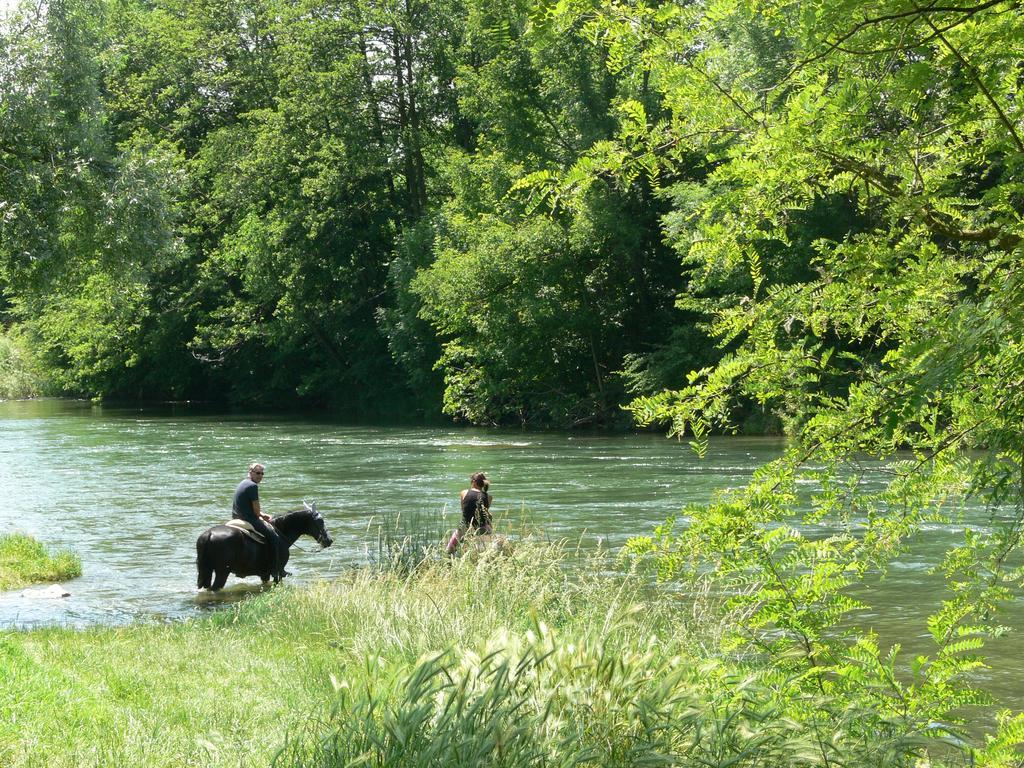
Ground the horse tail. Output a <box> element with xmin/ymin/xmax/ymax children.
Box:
<box><xmin>196</xmin><ymin>531</ymin><xmax>214</xmax><ymax>590</ymax></box>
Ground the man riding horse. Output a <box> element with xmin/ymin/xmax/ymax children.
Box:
<box><xmin>232</xmin><ymin>462</ymin><xmax>289</xmax><ymax>581</ymax></box>
<box><xmin>197</xmin><ymin>500</ymin><xmax>332</xmax><ymax>590</ymax></box>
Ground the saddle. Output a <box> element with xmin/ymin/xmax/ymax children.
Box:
<box><xmin>224</xmin><ymin>519</ymin><xmax>266</xmax><ymax>544</ymax></box>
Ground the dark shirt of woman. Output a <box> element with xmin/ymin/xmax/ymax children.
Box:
<box><xmin>461</xmin><ymin>488</ymin><xmax>491</xmax><ymax>529</ymax></box>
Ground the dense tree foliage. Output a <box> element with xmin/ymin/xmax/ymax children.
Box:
<box><xmin>0</xmin><ymin>0</ymin><xmax>688</xmax><ymax>423</ymax></box>
<box><xmin>4</xmin><ymin>0</ymin><xmax>1024</xmax><ymax>760</ymax></box>
<box><xmin>548</xmin><ymin>0</ymin><xmax>1024</xmax><ymax>762</ymax></box>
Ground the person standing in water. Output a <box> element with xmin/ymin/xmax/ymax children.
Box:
<box><xmin>232</xmin><ymin>462</ymin><xmax>288</xmax><ymax>581</ymax></box>
<box><xmin>446</xmin><ymin>472</ymin><xmax>493</xmax><ymax>555</ymax></box>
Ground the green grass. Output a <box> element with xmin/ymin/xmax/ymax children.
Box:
<box><xmin>368</xmin><ymin>506</ymin><xmax>452</xmax><ymax>572</ymax></box>
<box><xmin>0</xmin><ymin>543</ymin><xmax>700</xmax><ymax>768</ymax></box>
<box><xmin>0</xmin><ymin>534</ymin><xmax>81</xmax><ymax>591</ymax></box>
<box><xmin>0</xmin><ymin>542</ymin><xmax>985</xmax><ymax>767</ymax></box>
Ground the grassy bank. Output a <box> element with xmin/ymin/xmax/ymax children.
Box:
<box><xmin>0</xmin><ymin>544</ymin><xmax>697</xmax><ymax>767</ymax></box>
<box><xmin>0</xmin><ymin>534</ymin><xmax>81</xmax><ymax>592</ymax></box>
<box><xmin>0</xmin><ymin>543</ymin><xmax>1003</xmax><ymax>767</ymax></box>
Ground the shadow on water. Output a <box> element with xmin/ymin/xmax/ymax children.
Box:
<box><xmin>193</xmin><ymin>582</ymin><xmax>273</xmax><ymax>610</ymax></box>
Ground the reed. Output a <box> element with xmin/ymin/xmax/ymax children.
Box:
<box><xmin>278</xmin><ymin>626</ymin><xmax>801</xmax><ymax>768</ymax></box>
<box><xmin>0</xmin><ymin>543</ymin><xmax>689</xmax><ymax>768</ymax></box>
<box><xmin>0</xmin><ymin>533</ymin><xmax>81</xmax><ymax>591</ymax></box>
<box><xmin>368</xmin><ymin>506</ymin><xmax>450</xmax><ymax>573</ymax></box>
<box><xmin>368</xmin><ymin>503</ymin><xmax>549</xmax><ymax>574</ymax></box>
<box><xmin>0</xmin><ymin>543</ymin><xmax>980</xmax><ymax>767</ymax></box>
<box><xmin>277</xmin><ymin>602</ymin><xmax>977</xmax><ymax>768</ymax></box>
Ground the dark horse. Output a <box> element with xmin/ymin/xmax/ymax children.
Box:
<box><xmin>196</xmin><ymin>502</ymin><xmax>334</xmax><ymax>590</ymax></box>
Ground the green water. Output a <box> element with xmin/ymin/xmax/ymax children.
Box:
<box><xmin>0</xmin><ymin>398</ymin><xmax>1021</xmax><ymax>711</ymax></box>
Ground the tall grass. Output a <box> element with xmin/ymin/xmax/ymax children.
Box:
<box><xmin>0</xmin><ymin>543</ymin><xmax>691</xmax><ymax>768</ymax></box>
<box><xmin>0</xmin><ymin>533</ymin><xmax>81</xmax><ymax>591</ymax></box>
<box><xmin>277</xmin><ymin>600</ymin><xmax>976</xmax><ymax>768</ymax></box>
<box><xmin>367</xmin><ymin>506</ymin><xmax>450</xmax><ymax>572</ymax></box>
<box><xmin>0</xmin><ymin>542</ymin><xmax>983</xmax><ymax>767</ymax></box>
<box><xmin>367</xmin><ymin>504</ymin><xmax>548</xmax><ymax>573</ymax></box>
<box><xmin>275</xmin><ymin>547</ymin><xmax>981</xmax><ymax>768</ymax></box>
<box><xmin>279</xmin><ymin>625</ymin><xmax>826</xmax><ymax>768</ymax></box>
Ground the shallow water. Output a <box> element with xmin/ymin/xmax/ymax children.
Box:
<box><xmin>0</xmin><ymin>399</ymin><xmax>1021</xmax><ymax>711</ymax></box>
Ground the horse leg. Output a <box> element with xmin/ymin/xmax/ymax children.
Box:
<box><xmin>197</xmin><ymin>562</ymin><xmax>213</xmax><ymax>590</ymax></box>
<box><xmin>196</xmin><ymin>534</ymin><xmax>214</xmax><ymax>589</ymax></box>
<box><xmin>211</xmin><ymin>568</ymin><xmax>230</xmax><ymax>591</ymax></box>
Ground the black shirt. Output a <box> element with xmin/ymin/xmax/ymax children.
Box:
<box><xmin>461</xmin><ymin>488</ymin><xmax>491</xmax><ymax>528</ymax></box>
<box><xmin>232</xmin><ymin>478</ymin><xmax>260</xmax><ymax>523</ymax></box>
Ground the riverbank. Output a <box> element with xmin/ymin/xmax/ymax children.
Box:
<box><xmin>1</xmin><ymin>542</ymin><xmax>1004</xmax><ymax>767</ymax></box>
<box><xmin>0</xmin><ymin>544</ymin><xmax>687</xmax><ymax>767</ymax></box>
<box><xmin>0</xmin><ymin>534</ymin><xmax>80</xmax><ymax>592</ymax></box>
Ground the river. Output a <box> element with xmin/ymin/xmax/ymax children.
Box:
<box><xmin>1</xmin><ymin>399</ymin><xmax>1022</xmax><ymax>711</ymax></box>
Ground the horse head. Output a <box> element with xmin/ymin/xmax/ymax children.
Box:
<box><xmin>302</xmin><ymin>501</ymin><xmax>334</xmax><ymax>549</ymax></box>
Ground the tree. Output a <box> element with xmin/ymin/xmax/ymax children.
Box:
<box><xmin>407</xmin><ymin>0</ymin><xmax>687</xmax><ymax>426</ymax></box>
<box><xmin>561</xmin><ymin>0</ymin><xmax>1024</xmax><ymax>759</ymax></box>
<box><xmin>0</xmin><ymin>0</ymin><xmax>188</xmax><ymax>396</ymax></box>
<box><xmin>175</xmin><ymin>0</ymin><xmax>469</xmax><ymax>411</ymax></box>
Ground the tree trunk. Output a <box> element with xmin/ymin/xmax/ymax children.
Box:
<box><xmin>392</xmin><ymin>28</ymin><xmax>419</xmax><ymax>217</ymax></box>
<box><xmin>402</xmin><ymin>0</ymin><xmax>428</xmax><ymax>213</ymax></box>
<box><xmin>358</xmin><ymin>28</ymin><xmax>398</xmax><ymax>207</ymax></box>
